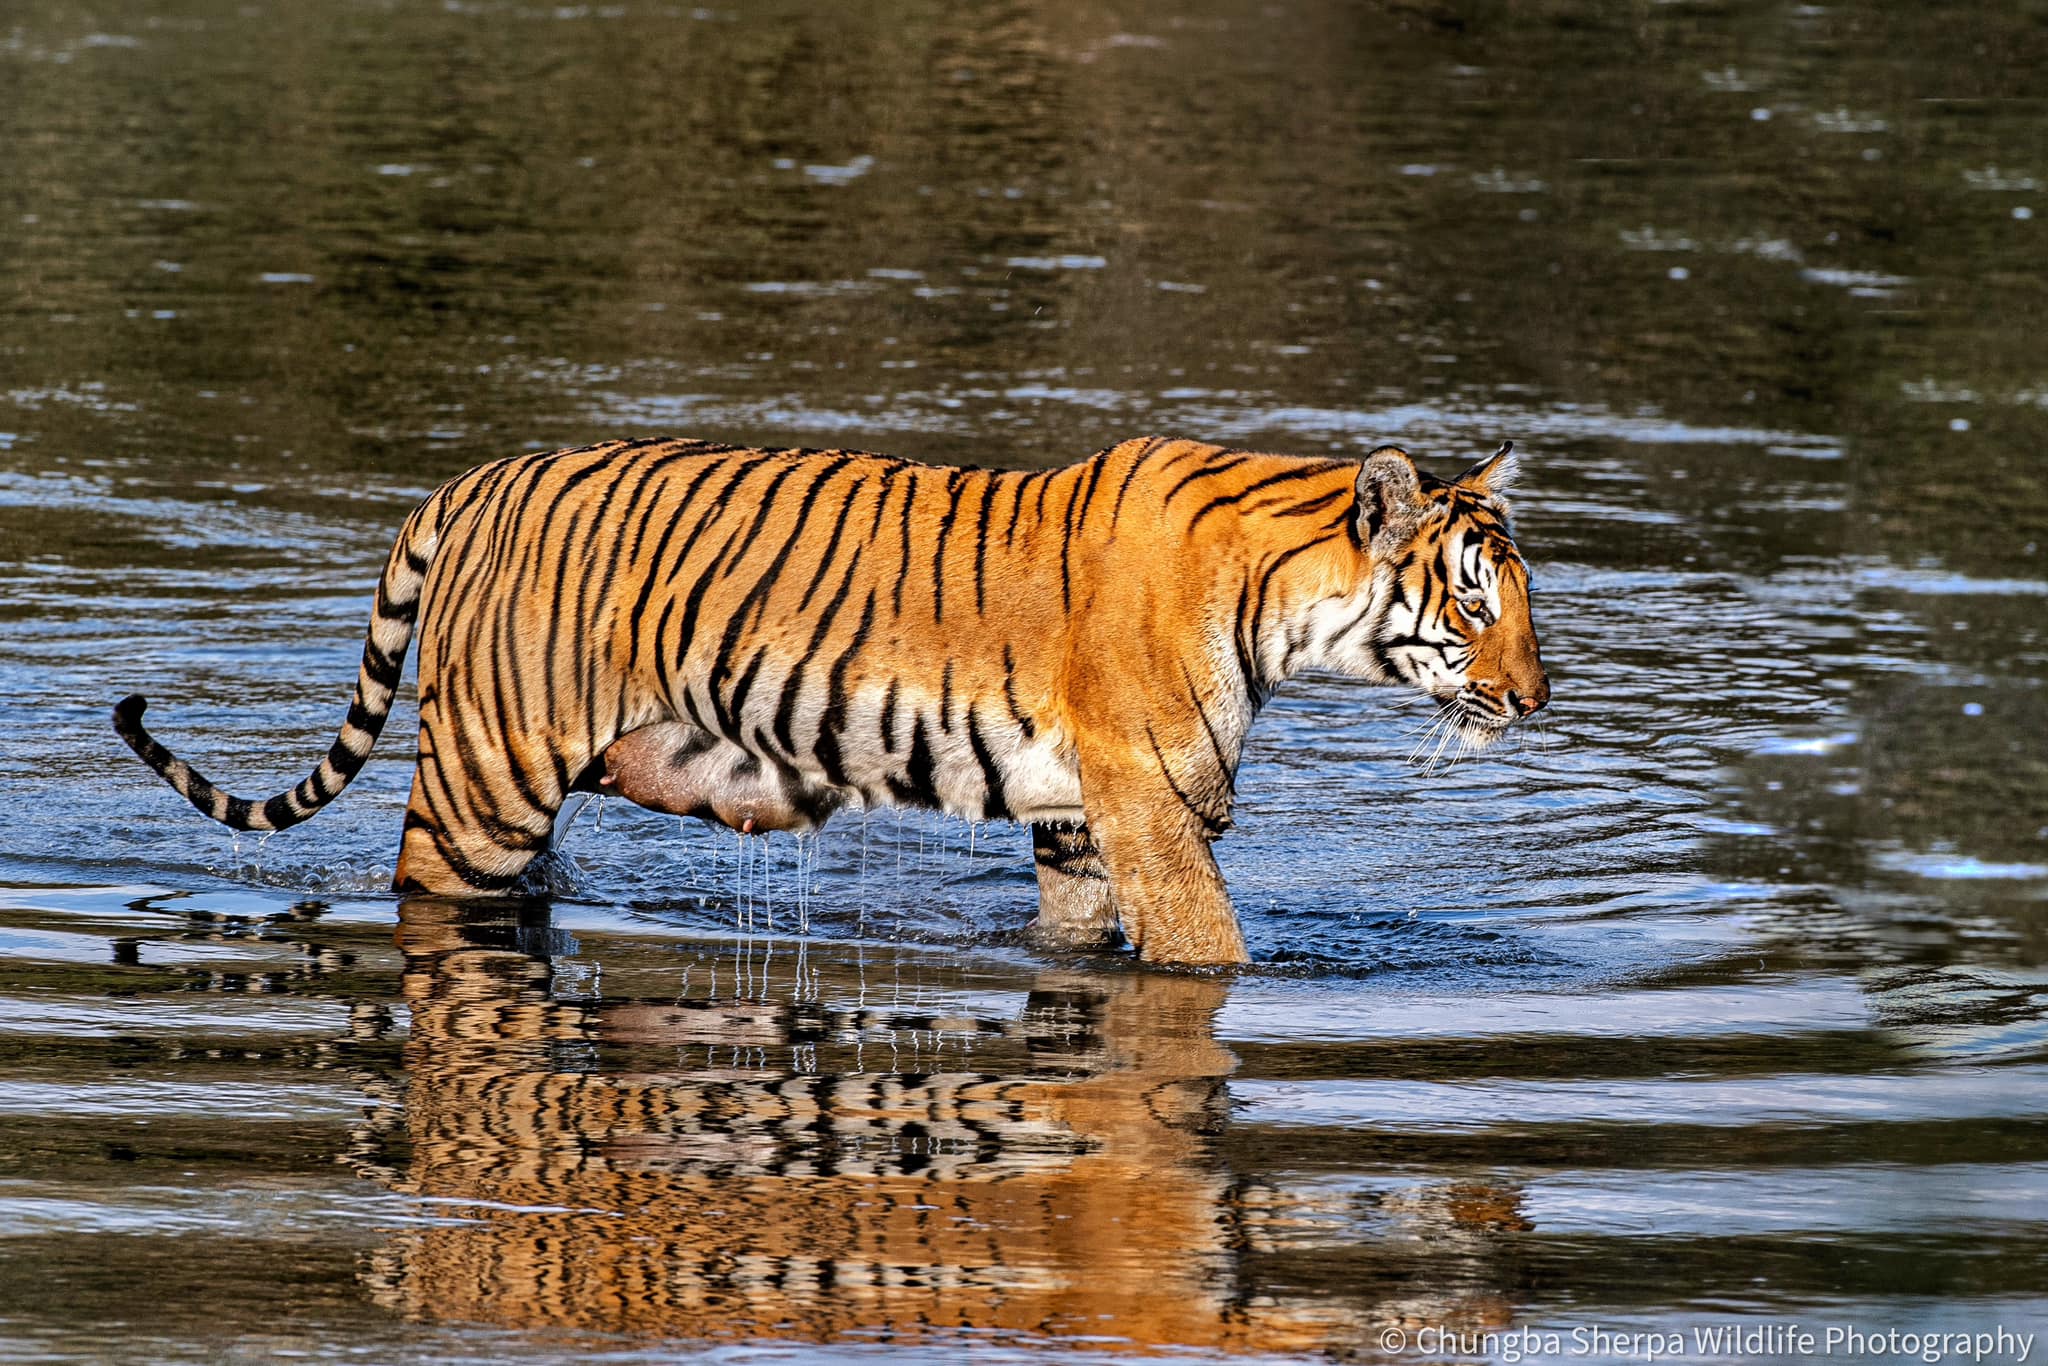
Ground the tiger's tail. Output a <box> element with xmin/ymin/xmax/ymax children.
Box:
<box><xmin>113</xmin><ymin>495</ymin><xmax>444</xmax><ymax>833</ymax></box>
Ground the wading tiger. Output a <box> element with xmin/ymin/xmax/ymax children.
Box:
<box><xmin>113</xmin><ymin>436</ymin><xmax>1548</xmax><ymax>965</ymax></box>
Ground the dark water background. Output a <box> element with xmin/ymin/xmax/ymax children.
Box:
<box><xmin>3</xmin><ymin>1</ymin><xmax>2047</xmax><ymax>1360</ymax></box>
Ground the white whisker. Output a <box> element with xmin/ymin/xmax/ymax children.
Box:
<box><xmin>1402</xmin><ymin>698</ymin><xmax>1458</xmax><ymax>743</ymax></box>
<box><xmin>1517</xmin><ymin>713</ymin><xmax>1559</xmax><ymax>756</ymax></box>
<box><xmin>1424</xmin><ymin>709</ymin><xmax>1462</xmax><ymax>774</ymax></box>
<box><xmin>1409</xmin><ymin>705</ymin><xmax>1459</xmax><ymax>769</ymax></box>
<box><xmin>1406</xmin><ymin>703</ymin><xmax>1459</xmax><ymax>765</ymax></box>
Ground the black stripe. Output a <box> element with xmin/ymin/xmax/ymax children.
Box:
<box><xmin>298</xmin><ymin>763</ymin><xmax>331</xmax><ymax>805</ymax></box>
<box><xmin>657</xmin><ymin>466</ymin><xmax>760</xmax><ymax>622</ymax></box>
<box><xmin>1370</xmin><ymin>632</ymin><xmax>1404</xmax><ymax>683</ymax></box>
<box><xmin>887</xmin><ymin>715</ymin><xmax>940</xmax><ymax>809</ymax></box>
<box><xmin>879</xmin><ymin>678</ymin><xmax>900</xmax><ymax>753</ymax></box>
<box><xmin>1070</xmin><ymin>453</ymin><xmax>1107</xmax><ymax>532</ymax></box>
<box><xmin>773</xmin><ymin>545</ymin><xmax>865</xmax><ymax>754</ymax></box>
<box><xmin>1232</xmin><ymin>581</ymin><xmax>1266</xmax><ymax>699</ymax></box>
<box><xmin>1001</xmin><ymin>644</ymin><xmax>1035</xmax><ymax>739</ymax></box>
<box><xmin>1250</xmin><ymin>533</ymin><xmax>1343</xmax><ymax>647</ymax></box>
<box><xmin>964</xmin><ymin>707</ymin><xmax>1010</xmax><ymax>821</ymax></box>
<box><xmin>1390</xmin><ymin>551</ymin><xmax>1416</xmax><ymax>609</ymax></box>
<box><xmin>725</xmin><ymin>458</ymin><xmax>856</xmax><ymax>645</ymax></box>
<box><xmin>813</xmin><ymin>589</ymin><xmax>876</xmax><ymax>788</ymax></box>
<box><xmin>541</xmin><ymin>507</ymin><xmax>588</xmax><ymax>709</ymax></box>
<box><xmin>394</xmin><ymin>812</ymin><xmax>505</xmax><ymax>895</ymax></box>
<box><xmin>680</xmin><ymin>681</ymin><xmax>710</xmax><ymax>733</ymax></box>
<box><xmin>462</xmin><ymin>455</ymin><xmax>558</xmax><ymax>594</ymax></box>
<box><xmin>971</xmin><ymin>473</ymin><xmax>999</xmax><ymax>615</ymax></box>
<box><xmin>1110</xmin><ymin>437</ymin><xmax>1165</xmax><ymax>526</ymax></box>
<box><xmin>1161</xmin><ymin>453</ymin><xmax>1247</xmax><ymax>509</ymax></box>
<box><xmin>463</xmin><ymin>653</ymin><xmax>555</xmax><ymax>819</ymax></box>
<box><xmin>865</xmin><ymin>462</ymin><xmax>904</xmax><ymax>544</ymax></box>
<box><xmin>795</xmin><ymin>465</ymin><xmax>867</xmax><ymax>611</ymax></box>
<box><xmin>670</xmin><ymin>515</ymin><xmax>740</xmax><ymax>706</ymax></box>
<box><xmin>601</xmin><ymin>447</ymin><xmax>703</xmax><ymax>609</ymax></box>
<box><xmin>714</xmin><ymin>458</ymin><xmax>806</xmax><ymax>580</ymax></box>
<box><xmin>1057</xmin><ymin>465</ymin><xmax>1084</xmax><ymax>613</ymax></box>
<box><xmin>1144</xmin><ymin>724</ymin><xmax>1228</xmax><ymax>837</ymax></box>
<box><xmin>1417</xmin><ymin>542</ymin><xmax>1450</xmax><ymax>633</ymax></box>
<box><xmin>1181</xmin><ymin>661</ymin><xmax>1234</xmax><ymax>773</ymax></box>
<box><xmin>1058</xmin><ymin>458</ymin><xmax>1106</xmax><ymax>613</ymax></box>
<box><xmin>726</xmin><ymin>649</ymin><xmax>769</xmax><ymax>744</ymax></box>
<box><xmin>659</xmin><ymin>455</ymin><xmax>759</xmax><ymax>588</ymax></box>
<box><xmin>650</xmin><ymin>595</ymin><xmax>681</xmax><ymax>704</ymax></box>
<box><xmin>892</xmin><ymin>470</ymin><xmax>919</xmax><ymax>616</ymax></box>
<box><xmin>374</xmin><ymin>582</ymin><xmax>419</xmax><ymax>624</ymax></box>
<box><xmin>363</xmin><ymin>641</ymin><xmax>403</xmax><ymax>691</ymax></box>
<box><xmin>1187</xmin><ymin>462</ymin><xmax>1348</xmax><ymax>532</ymax></box>
<box><xmin>706</xmin><ymin>573</ymin><xmax>762</xmax><ymax>735</ymax></box>
<box><xmin>1003</xmin><ymin>471</ymin><xmax>1030</xmax><ymax>547</ymax></box>
<box><xmin>624</xmin><ymin>455</ymin><xmax>734</xmax><ymax>675</ymax></box>
<box><xmin>932</xmin><ymin>468</ymin><xmax>968</xmax><ymax>622</ymax></box>
<box><xmin>323</xmin><ymin>732</ymin><xmax>370</xmax><ymax>778</ymax></box>
<box><xmin>1032</xmin><ymin>822</ymin><xmax>1105</xmax><ymax>877</ymax></box>
<box><xmin>1270</xmin><ymin>487</ymin><xmax>1348</xmax><ymax>518</ymax></box>
<box><xmin>1324</xmin><ymin>602</ymin><xmax>1379</xmax><ymax>655</ymax></box>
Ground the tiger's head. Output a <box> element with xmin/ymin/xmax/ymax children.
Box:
<box><xmin>1302</xmin><ymin>441</ymin><xmax>1548</xmax><ymax>749</ymax></box>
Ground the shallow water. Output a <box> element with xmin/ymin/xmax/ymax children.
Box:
<box><xmin>3</xmin><ymin>0</ymin><xmax>2046</xmax><ymax>1360</ymax></box>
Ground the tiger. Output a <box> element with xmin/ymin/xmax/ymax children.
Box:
<box><xmin>113</xmin><ymin>435</ymin><xmax>1548</xmax><ymax>965</ymax></box>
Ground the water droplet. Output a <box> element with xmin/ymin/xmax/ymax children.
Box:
<box><xmin>1963</xmin><ymin>702</ymin><xmax>1984</xmax><ymax>717</ymax></box>
<box><xmin>1949</xmin><ymin>417</ymin><xmax>1971</xmax><ymax>432</ymax></box>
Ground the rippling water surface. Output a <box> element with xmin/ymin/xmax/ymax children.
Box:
<box><xmin>3</xmin><ymin>1</ymin><xmax>2046</xmax><ymax>1360</ymax></box>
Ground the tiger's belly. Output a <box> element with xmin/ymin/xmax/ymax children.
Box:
<box><xmin>602</xmin><ymin>700</ymin><xmax>1084</xmax><ymax>834</ymax></box>
<box><xmin>601</xmin><ymin>724</ymin><xmax>843</xmax><ymax>834</ymax></box>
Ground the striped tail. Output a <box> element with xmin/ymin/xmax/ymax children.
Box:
<box><xmin>113</xmin><ymin>500</ymin><xmax>441</xmax><ymax>833</ymax></box>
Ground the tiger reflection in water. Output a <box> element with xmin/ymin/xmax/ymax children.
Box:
<box><xmin>351</xmin><ymin>899</ymin><xmax>1525</xmax><ymax>1350</ymax></box>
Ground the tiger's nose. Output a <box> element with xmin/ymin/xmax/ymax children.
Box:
<box><xmin>1507</xmin><ymin>680</ymin><xmax>1549</xmax><ymax>716</ymax></box>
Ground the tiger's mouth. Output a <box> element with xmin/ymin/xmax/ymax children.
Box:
<box><xmin>1413</xmin><ymin>687</ymin><xmax>1515</xmax><ymax>766</ymax></box>
<box><xmin>1457</xmin><ymin>692</ymin><xmax>1515</xmax><ymax>740</ymax></box>
<box><xmin>1455</xmin><ymin>703</ymin><xmax>1514</xmax><ymax>747</ymax></box>
<box><xmin>1433</xmin><ymin>688</ymin><xmax>1518</xmax><ymax>743</ymax></box>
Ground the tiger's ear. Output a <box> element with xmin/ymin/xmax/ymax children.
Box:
<box><xmin>1356</xmin><ymin>445</ymin><xmax>1427</xmax><ymax>549</ymax></box>
<box><xmin>1453</xmin><ymin>440</ymin><xmax>1520</xmax><ymax>497</ymax></box>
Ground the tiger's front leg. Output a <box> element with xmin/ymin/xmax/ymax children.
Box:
<box><xmin>1028</xmin><ymin>821</ymin><xmax>1122</xmax><ymax>950</ymax></box>
<box><xmin>1076</xmin><ymin>748</ymin><xmax>1247</xmax><ymax>966</ymax></box>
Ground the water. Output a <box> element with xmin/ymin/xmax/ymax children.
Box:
<box><xmin>3</xmin><ymin>0</ymin><xmax>2046</xmax><ymax>1360</ymax></box>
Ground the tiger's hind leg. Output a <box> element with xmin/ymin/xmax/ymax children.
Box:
<box><xmin>392</xmin><ymin>700</ymin><xmax>571</xmax><ymax>896</ymax></box>
<box><xmin>1028</xmin><ymin>822</ymin><xmax>1123</xmax><ymax>950</ymax></box>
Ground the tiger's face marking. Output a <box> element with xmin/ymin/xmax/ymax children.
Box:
<box><xmin>1297</xmin><ymin>441</ymin><xmax>1548</xmax><ymax>748</ymax></box>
